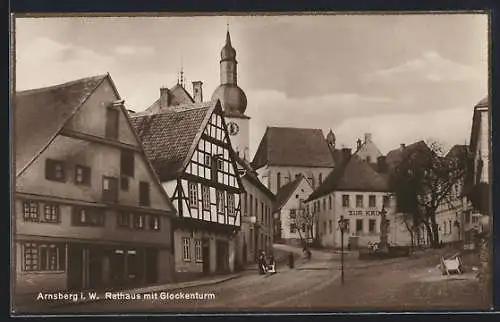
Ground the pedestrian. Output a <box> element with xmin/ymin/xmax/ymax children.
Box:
<box><xmin>267</xmin><ymin>254</ymin><xmax>277</xmax><ymax>275</ymax></box>
<box><xmin>288</xmin><ymin>252</ymin><xmax>295</xmax><ymax>269</ymax></box>
<box><xmin>258</xmin><ymin>249</ymin><xmax>267</xmax><ymax>275</ymax></box>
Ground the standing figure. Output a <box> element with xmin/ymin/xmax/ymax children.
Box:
<box><xmin>257</xmin><ymin>249</ymin><xmax>267</xmax><ymax>275</ymax></box>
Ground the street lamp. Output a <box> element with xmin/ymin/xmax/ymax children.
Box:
<box><xmin>338</xmin><ymin>215</ymin><xmax>348</xmax><ymax>284</ymax></box>
<box><xmin>250</xmin><ymin>215</ymin><xmax>259</xmax><ymax>260</ymax></box>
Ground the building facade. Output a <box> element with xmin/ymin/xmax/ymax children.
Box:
<box><xmin>236</xmin><ymin>157</ymin><xmax>275</xmax><ymax>266</ymax></box>
<box><xmin>462</xmin><ymin>96</ymin><xmax>491</xmax><ymax>246</ymax></box>
<box><xmin>307</xmin><ymin>151</ymin><xmax>411</xmax><ymax>249</ymax></box>
<box><xmin>435</xmin><ymin>145</ymin><xmax>469</xmax><ymax>245</ymax></box>
<box><xmin>273</xmin><ymin>175</ymin><xmax>314</xmax><ymax>246</ymax></box>
<box><xmin>252</xmin><ymin>127</ymin><xmax>335</xmax><ymax>195</ymax></box>
<box><xmin>131</xmin><ymin>99</ymin><xmax>244</xmax><ymax>281</ymax></box>
<box><xmin>13</xmin><ymin>75</ymin><xmax>176</xmax><ymax>295</ymax></box>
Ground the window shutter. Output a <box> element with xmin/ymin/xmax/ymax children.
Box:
<box><xmin>139</xmin><ymin>182</ymin><xmax>150</xmax><ymax>206</ymax></box>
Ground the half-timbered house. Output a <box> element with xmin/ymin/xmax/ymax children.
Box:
<box><xmin>130</xmin><ymin>99</ymin><xmax>244</xmax><ymax>280</ymax></box>
<box><xmin>13</xmin><ymin>74</ymin><xmax>177</xmax><ymax>297</ymax></box>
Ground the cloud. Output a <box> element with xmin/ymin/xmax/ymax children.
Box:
<box><xmin>332</xmin><ymin>107</ymin><xmax>472</xmax><ymax>155</ymax></box>
<box><xmin>15</xmin><ymin>37</ymin><xmax>116</xmax><ymax>90</ymax></box>
<box><xmin>115</xmin><ymin>45</ymin><xmax>156</xmax><ymax>57</ymax></box>
<box><xmin>15</xmin><ymin>37</ymin><xmax>176</xmax><ymax>111</ymax></box>
<box><xmin>246</xmin><ymin>89</ymin><xmax>397</xmax><ymax>159</ymax></box>
<box><xmin>364</xmin><ymin>50</ymin><xmax>484</xmax><ymax>84</ymax></box>
<box><xmin>246</xmin><ymin>88</ymin><xmax>473</xmax><ymax>160</ymax></box>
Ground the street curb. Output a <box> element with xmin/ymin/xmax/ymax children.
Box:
<box><xmin>14</xmin><ymin>272</ymin><xmax>246</xmax><ymax>312</ymax></box>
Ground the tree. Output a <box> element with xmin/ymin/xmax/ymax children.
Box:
<box><xmin>290</xmin><ymin>207</ymin><xmax>318</xmax><ymax>248</ymax></box>
<box><xmin>390</xmin><ymin>140</ymin><xmax>471</xmax><ymax>248</ymax></box>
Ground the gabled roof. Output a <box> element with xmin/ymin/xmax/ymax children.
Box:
<box><xmin>143</xmin><ymin>83</ymin><xmax>194</xmax><ymax>114</ymax></box>
<box><xmin>384</xmin><ymin>140</ymin><xmax>431</xmax><ymax>173</ymax></box>
<box><xmin>252</xmin><ymin>127</ymin><xmax>335</xmax><ymax>169</ymax></box>
<box><xmin>274</xmin><ymin>174</ymin><xmax>308</xmax><ymax>212</ymax></box>
<box><xmin>308</xmin><ymin>154</ymin><xmax>390</xmax><ymax>201</ymax></box>
<box><xmin>130</xmin><ymin>101</ymin><xmax>214</xmax><ymax>182</ymax></box>
<box><xmin>235</xmin><ymin>155</ymin><xmax>275</xmax><ymax>200</ymax></box>
<box><xmin>14</xmin><ymin>74</ymin><xmax>111</xmax><ymax>175</ymax></box>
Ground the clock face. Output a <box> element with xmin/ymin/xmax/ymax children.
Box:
<box><xmin>227</xmin><ymin>121</ymin><xmax>239</xmax><ymax>136</ymax></box>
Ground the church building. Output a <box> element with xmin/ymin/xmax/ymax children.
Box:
<box><xmin>252</xmin><ymin>127</ymin><xmax>335</xmax><ymax>195</ymax></box>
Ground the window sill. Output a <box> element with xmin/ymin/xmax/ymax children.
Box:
<box><xmin>183</xmin><ymin>259</ymin><xmax>191</xmax><ymax>262</ymax></box>
<box><xmin>195</xmin><ymin>260</ymin><xmax>203</xmax><ymax>263</ymax></box>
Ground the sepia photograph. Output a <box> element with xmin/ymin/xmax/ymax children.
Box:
<box><xmin>11</xmin><ymin>12</ymin><xmax>492</xmax><ymax>315</ymax></box>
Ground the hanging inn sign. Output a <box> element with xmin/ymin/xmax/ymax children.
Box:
<box><xmin>348</xmin><ymin>210</ymin><xmax>383</xmax><ymax>217</ymax></box>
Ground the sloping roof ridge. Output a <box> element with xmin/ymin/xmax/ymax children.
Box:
<box><xmin>177</xmin><ymin>100</ymin><xmax>218</xmax><ymax>177</ymax></box>
<box><xmin>16</xmin><ymin>74</ymin><xmax>108</xmax><ymax>177</ymax></box>
<box><xmin>268</xmin><ymin>126</ymin><xmax>323</xmax><ymax>131</ymax></box>
<box><xmin>275</xmin><ymin>174</ymin><xmax>305</xmax><ymax>210</ymax></box>
<box><xmin>16</xmin><ymin>74</ymin><xmax>108</xmax><ymax>96</ymax></box>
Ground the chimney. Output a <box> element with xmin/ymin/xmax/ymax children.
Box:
<box><xmin>400</xmin><ymin>143</ymin><xmax>406</xmax><ymax>150</ymax></box>
<box><xmin>364</xmin><ymin>133</ymin><xmax>372</xmax><ymax>143</ymax></box>
<box><xmin>160</xmin><ymin>87</ymin><xmax>170</xmax><ymax>109</ymax></box>
<box><xmin>192</xmin><ymin>81</ymin><xmax>203</xmax><ymax>103</ymax></box>
<box><xmin>377</xmin><ymin>156</ymin><xmax>387</xmax><ymax>173</ymax></box>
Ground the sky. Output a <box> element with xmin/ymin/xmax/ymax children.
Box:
<box><xmin>14</xmin><ymin>14</ymin><xmax>488</xmax><ymax>159</ymax></box>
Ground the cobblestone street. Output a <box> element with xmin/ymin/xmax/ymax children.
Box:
<box><xmin>27</xmin><ymin>248</ymin><xmax>491</xmax><ymax>314</ymax></box>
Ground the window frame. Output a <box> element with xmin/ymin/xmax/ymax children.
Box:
<box><xmin>105</xmin><ymin>106</ymin><xmax>120</xmax><ymax>140</ymax></box>
<box><xmin>74</xmin><ymin>165</ymin><xmax>91</xmax><ymax>186</ymax></box>
<box><xmin>356</xmin><ymin>218</ymin><xmax>364</xmax><ymax>233</ymax></box>
<box><xmin>216</xmin><ymin>190</ymin><xmax>225</xmax><ymax>214</ymax></box>
<box><xmin>102</xmin><ymin>176</ymin><xmax>119</xmax><ymax>203</ymax></box>
<box><xmin>201</xmin><ymin>185</ymin><xmax>211</xmax><ymax>211</ymax></box>
<box><xmin>227</xmin><ymin>193</ymin><xmax>236</xmax><ymax>216</ymax></box>
<box><xmin>342</xmin><ymin>195</ymin><xmax>350</xmax><ymax>208</ymax></box>
<box><xmin>150</xmin><ymin>215</ymin><xmax>161</xmax><ymax>231</ymax></box>
<box><xmin>188</xmin><ymin>182</ymin><xmax>199</xmax><ymax>209</ymax></box>
<box><xmin>356</xmin><ymin>195</ymin><xmax>364</xmax><ymax>208</ymax></box>
<box><xmin>182</xmin><ymin>237</ymin><xmax>191</xmax><ymax>262</ymax></box>
<box><xmin>368</xmin><ymin>195</ymin><xmax>376</xmax><ymax>208</ymax></box>
<box><xmin>120</xmin><ymin>149</ymin><xmax>135</xmax><ymax>177</ymax></box>
<box><xmin>43</xmin><ymin>203</ymin><xmax>60</xmax><ymax>223</ymax></box>
<box><xmin>117</xmin><ymin>212</ymin><xmax>130</xmax><ymax>228</ymax></box>
<box><xmin>133</xmin><ymin>214</ymin><xmax>145</xmax><ymax>230</ymax></box>
<box><xmin>22</xmin><ymin>200</ymin><xmax>40</xmax><ymax>222</ymax></box>
<box><xmin>22</xmin><ymin>242</ymin><xmax>65</xmax><ymax>272</ymax></box>
<box><xmin>369</xmin><ymin>219</ymin><xmax>376</xmax><ymax>233</ymax></box>
<box><xmin>194</xmin><ymin>239</ymin><xmax>202</xmax><ymax>262</ymax></box>
<box><xmin>45</xmin><ymin>159</ymin><xmax>66</xmax><ymax>182</ymax></box>
<box><xmin>72</xmin><ymin>207</ymin><xmax>105</xmax><ymax>227</ymax></box>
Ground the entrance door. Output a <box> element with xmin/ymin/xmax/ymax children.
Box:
<box><xmin>202</xmin><ymin>238</ymin><xmax>210</xmax><ymax>275</ymax></box>
<box><xmin>67</xmin><ymin>244</ymin><xmax>83</xmax><ymax>290</ymax></box>
<box><xmin>145</xmin><ymin>248</ymin><xmax>158</xmax><ymax>284</ymax></box>
<box><xmin>216</xmin><ymin>240</ymin><xmax>229</xmax><ymax>273</ymax></box>
<box><xmin>88</xmin><ymin>247</ymin><xmax>103</xmax><ymax>289</ymax></box>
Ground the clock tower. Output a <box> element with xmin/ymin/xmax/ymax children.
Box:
<box><xmin>212</xmin><ymin>26</ymin><xmax>251</xmax><ymax>160</ymax></box>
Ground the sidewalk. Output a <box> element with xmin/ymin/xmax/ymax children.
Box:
<box><xmin>13</xmin><ymin>271</ymin><xmax>249</xmax><ymax>313</ymax></box>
